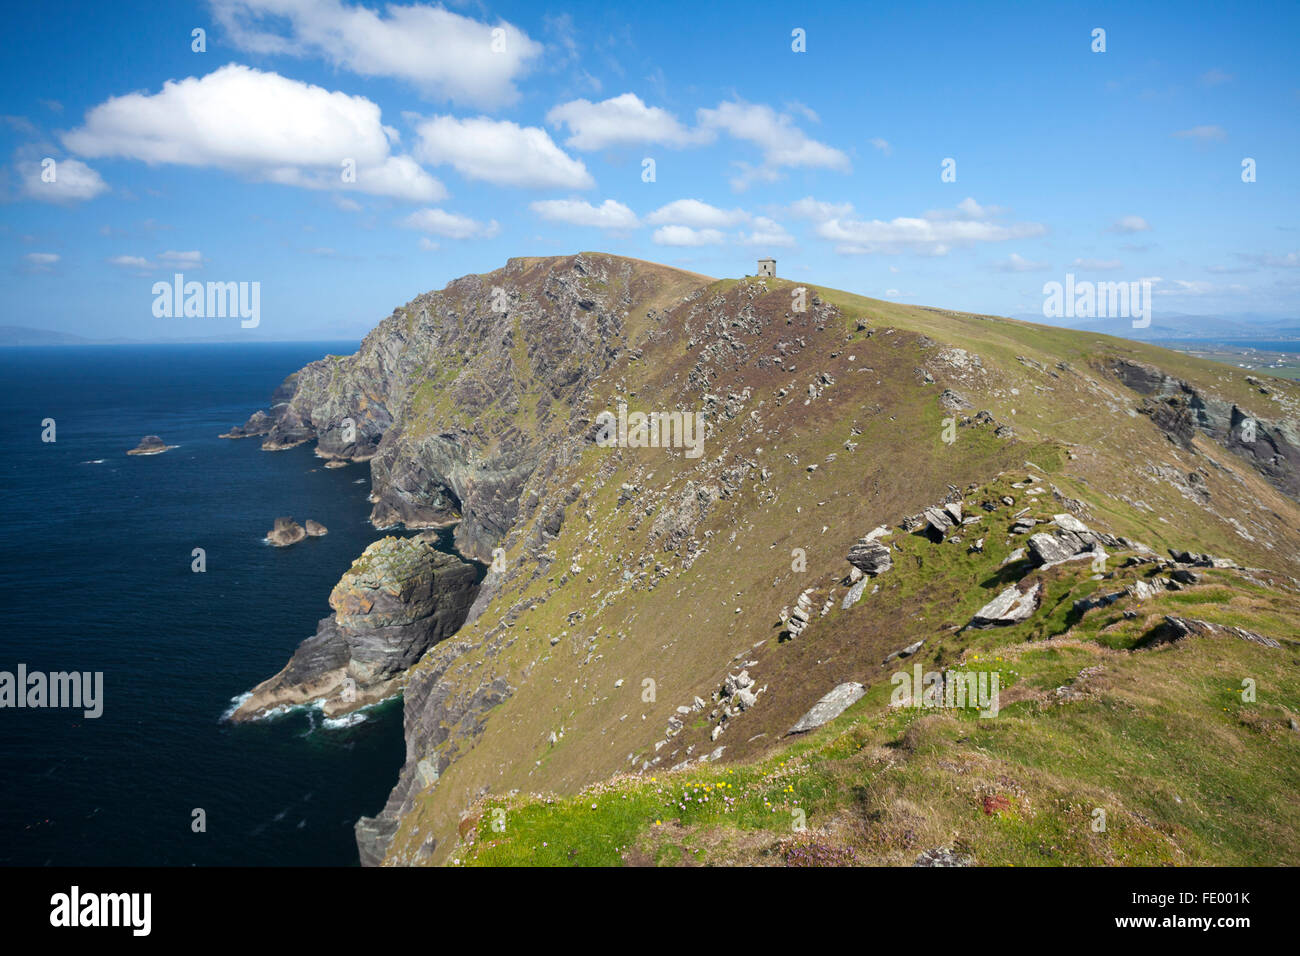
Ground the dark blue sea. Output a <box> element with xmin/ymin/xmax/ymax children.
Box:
<box><xmin>0</xmin><ymin>343</ymin><xmax>426</xmax><ymax>866</ymax></box>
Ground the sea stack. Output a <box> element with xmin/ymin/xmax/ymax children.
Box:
<box><xmin>229</xmin><ymin>534</ymin><xmax>479</xmax><ymax>721</ymax></box>
<box><xmin>267</xmin><ymin>517</ymin><xmax>307</xmax><ymax>547</ymax></box>
<box><xmin>126</xmin><ymin>435</ymin><xmax>174</xmax><ymax>455</ymax></box>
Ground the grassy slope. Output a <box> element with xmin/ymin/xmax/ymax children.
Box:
<box><xmin>379</xmin><ymin>264</ymin><xmax>1300</xmax><ymax>866</ymax></box>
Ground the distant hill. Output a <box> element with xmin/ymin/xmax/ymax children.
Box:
<box><xmin>0</xmin><ymin>325</ymin><xmax>105</xmax><ymax>346</ymax></box>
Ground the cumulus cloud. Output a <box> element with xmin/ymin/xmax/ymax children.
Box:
<box><xmin>645</xmin><ymin>198</ymin><xmax>749</xmax><ymax>228</ymax></box>
<box><xmin>16</xmin><ymin>156</ymin><xmax>108</xmax><ymax>202</ymax></box>
<box><xmin>739</xmin><ymin>216</ymin><xmax>795</xmax><ymax>248</ymax></box>
<box><xmin>530</xmin><ymin>198</ymin><xmax>638</xmax><ymax>229</ymax></box>
<box><xmin>546</xmin><ymin>93</ymin><xmax>705</xmax><ymax>150</ymax></box>
<box><xmin>696</xmin><ymin>100</ymin><xmax>850</xmax><ymax>190</ymax></box>
<box><xmin>652</xmin><ymin>225</ymin><xmax>725</xmax><ymax>246</ymax></box>
<box><xmin>210</xmin><ymin>0</ymin><xmax>542</xmax><ymax>108</ymax></box>
<box><xmin>784</xmin><ymin>196</ymin><xmax>854</xmax><ymax>221</ymax></box>
<box><xmin>869</xmin><ymin>137</ymin><xmax>892</xmax><ymax>156</ymax></box>
<box><xmin>1109</xmin><ymin>215</ymin><xmax>1151</xmax><ymax>233</ymax></box>
<box><xmin>817</xmin><ymin>198</ymin><xmax>1045</xmax><ymax>255</ymax></box>
<box><xmin>414</xmin><ymin>115</ymin><xmax>592</xmax><ymax>189</ymax></box>
<box><xmin>61</xmin><ymin>64</ymin><xmax>443</xmax><ymax>201</ymax></box>
<box><xmin>1072</xmin><ymin>258</ymin><xmax>1124</xmax><ymax>271</ymax></box>
<box><xmin>402</xmin><ymin>207</ymin><xmax>500</xmax><ymax>239</ymax></box>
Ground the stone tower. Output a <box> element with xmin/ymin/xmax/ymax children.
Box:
<box><xmin>757</xmin><ymin>257</ymin><xmax>776</xmax><ymax>277</ymax></box>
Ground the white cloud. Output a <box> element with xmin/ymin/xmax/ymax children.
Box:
<box><xmin>696</xmin><ymin>100</ymin><xmax>850</xmax><ymax>190</ymax></box>
<box><xmin>414</xmin><ymin>115</ymin><xmax>592</xmax><ymax>189</ymax></box>
<box><xmin>784</xmin><ymin>196</ymin><xmax>854</xmax><ymax>221</ymax></box>
<box><xmin>106</xmin><ymin>250</ymin><xmax>205</xmax><ymax>272</ymax></box>
<box><xmin>996</xmin><ymin>252</ymin><xmax>1050</xmax><ymax>272</ymax></box>
<box><xmin>17</xmin><ymin>157</ymin><xmax>108</xmax><ymax>202</ymax></box>
<box><xmin>869</xmin><ymin>137</ymin><xmax>892</xmax><ymax>156</ymax></box>
<box><xmin>403</xmin><ymin>207</ymin><xmax>500</xmax><ymax>239</ymax></box>
<box><xmin>1239</xmin><ymin>251</ymin><xmax>1299</xmax><ymax>268</ymax></box>
<box><xmin>210</xmin><ymin>0</ymin><xmax>542</xmax><ymax>108</ymax></box>
<box><xmin>108</xmin><ymin>255</ymin><xmax>152</xmax><ymax>269</ymax></box>
<box><xmin>158</xmin><ymin>250</ymin><xmax>205</xmax><ymax>268</ymax></box>
<box><xmin>546</xmin><ymin>93</ymin><xmax>705</xmax><ymax>150</ymax></box>
<box><xmin>530</xmin><ymin>198</ymin><xmax>638</xmax><ymax>229</ymax></box>
<box><xmin>418</xmin><ymin>237</ymin><xmax>439</xmax><ymax>251</ymax></box>
<box><xmin>1071</xmin><ymin>258</ymin><xmax>1124</xmax><ymax>271</ymax></box>
<box><xmin>739</xmin><ymin>216</ymin><xmax>795</xmax><ymax>248</ymax></box>
<box><xmin>62</xmin><ymin>64</ymin><xmax>443</xmax><ymax>202</ymax></box>
<box><xmin>652</xmin><ymin>225</ymin><xmax>725</xmax><ymax>246</ymax></box>
<box><xmin>1110</xmin><ymin>215</ymin><xmax>1151</xmax><ymax>233</ymax></box>
<box><xmin>22</xmin><ymin>252</ymin><xmax>59</xmax><ymax>272</ymax></box>
<box><xmin>1173</xmin><ymin>125</ymin><xmax>1227</xmax><ymax>142</ymax></box>
<box><xmin>817</xmin><ymin>199</ymin><xmax>1046</xmax><ymax>255</ymax></box>
<box><xmin>645</xmin><ymin>198</ymin><xmax>749</xmax><ymax>228</ymax></box>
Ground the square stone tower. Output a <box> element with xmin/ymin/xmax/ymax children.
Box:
<box><xmin>757</xmin><ymin>257</ymin><xmax>776</xmax><ymax>277</ymax></box>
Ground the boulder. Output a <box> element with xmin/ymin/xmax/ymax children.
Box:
<box><xmin>304</xmin><ymin>519</ymin><xmax>329</xmax><ymax>536</ymax></box>
<box><xmin>847</xmin><ymin>538</ymin><xmax>893</xmax><ymax>576</ymax></box>
<box><xmin>969</xmin><ymin>582</ymin><xmax>1041</xmax><ymax>628</ymax></box>
<box><xmin>789</xmin><ymin>682</ymin><xmax>866</xmax><ymax>734</ymax></box>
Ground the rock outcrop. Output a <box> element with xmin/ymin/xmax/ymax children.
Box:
<box><xmin>1109</xmin><ymin>358</ymin><xmax>1300</xmax><ymax>498</ymax></box>
<box><xmin>304</xmin><ymin>519</ymin><xmax>328</xmax><ymax>537</ymax></box>
<box><xmin>969</xmin><ymin>582</ymin><xmax>1042</xmax><ymax>628</ymax></box>
<box><xmin>126</xmin><ymin>435</ymin><xmax>173</xmax><ymax>455</ymax></box>
<box><xmin>229</xmin><ymin>535</ymin><xmax>480</xmax><ymax>721</ymax></box>
<box><xmin>266</xmin><ymin>518</ymin><xmax>306</xmax><ymax>547</ymax></box>
<box><xmin>789</xmin><ymin>682</ymin><xmax>866</xmax><ymax>734</ymax></box>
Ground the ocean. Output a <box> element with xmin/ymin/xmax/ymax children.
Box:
<box><xmin>0</xmin><ymin>343</ymin><xmax>431</xmax><ymax>866</ymax></box>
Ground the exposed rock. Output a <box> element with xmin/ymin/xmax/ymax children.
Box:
<box><xmin>883</xmin><ymin>639</ymin><xmax>925</xmax><ymax>664</ymax></box>
<box><xmin>304</xmin><ymin>519</ymin><xmax>329</xmax><ymax>536</ymax></box>
<box><xmin>267</xmin><ymin>517</ymin><xmax>306</xmax><ymax>547</ymax></box>
<box><xmin>126</xmin><ymin>435</ymin><xmax>174</xmax><ymax>456</ymax></box>
<box><xmin>788</xmin><ymin>682</ymin><xmax>866</xmax><ymax>734</ymax></box>
<box><xmin>913</xmin><ymin>847</ymin><xmax>975</xmax><ymax>867</ymax></box>
<box><xmin>846</xmin><ymin>537</ymin><xmax>893</xmax><ymax>576</ymax></box>
<box><xmin>1155</xmin><ymin>615</ymin><xmax>1281</xmax><ymax>649</ymax></box>
<box><xmin>969</xmin><ymin>582</ymin><xmax>1041</xmax><ymax>628</ymax></box>
<box><xmin>229</xmin><ymin>535</ymin><xmax>480</xmax><ymax>721</ymax></box>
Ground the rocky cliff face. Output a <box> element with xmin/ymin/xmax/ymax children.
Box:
<box><xmin>230</xmin><ymin>534</ymin><xmax>480</xmax><ymax>721</ymax></box>
<box><xmin>229</xmin><ymin>253</ymin><xmax>1300</xmax><ymax>867</ymax></box>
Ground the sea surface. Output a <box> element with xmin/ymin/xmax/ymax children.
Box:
<box><xmin>0</xmin><ymin>343</ymin><xmax>436</xmax><ymax>866</ymax></box>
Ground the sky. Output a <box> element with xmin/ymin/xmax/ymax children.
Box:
<box><xmin>1</xmin><ymin>0</ymin><xmax>1297</xmax><ymax>341</ymax></box>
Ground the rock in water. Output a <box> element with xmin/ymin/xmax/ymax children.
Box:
<box><xmin>969</xmin><ymin>582</ymin><xmax>1041</xmax><ymax>628</ymax></box>
<box><xmin>126</xmin><ymin>435</ymin><xmax>173</xmax><ymax>455</ymax></box>
<box><xmin>229</xmin><ymin>535</ymin><xmax>480</xmax><ymax>720</ymax></box>
<box><xmin>789</xmin><ymin>682</ymin><xmax>866</xmax><ymax>734</ymax></box>
<box><xmin>267</xmin><ymin>517</ymin><xmax>306</xmax><ymax>547</ymax></box>
<box><xmin>304</xmin><ymin>519</ymin><xmax>328</xmax><ymax>536</ymax></box>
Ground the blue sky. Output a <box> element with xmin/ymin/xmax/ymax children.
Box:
<box><xmin>2</xmin><ymin>0</ymin><xmax>1297</xmax><ymax>340</ymax></box>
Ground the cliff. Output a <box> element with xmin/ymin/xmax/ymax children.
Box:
<box><xmin>229</xmin><ymin>253</ymin><xmax>1300</xmax><ymax>866</ymax></box>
